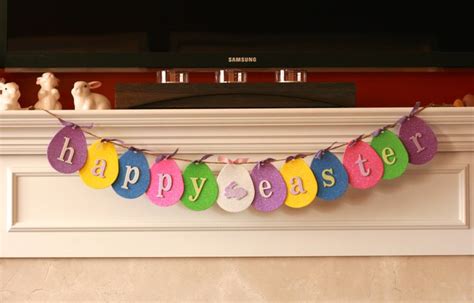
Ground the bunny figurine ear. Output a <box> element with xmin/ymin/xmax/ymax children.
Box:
<box><xmin>88</xmin><ymin>81</ymin><xmax>102</xmax><ymax>89</ymax></box>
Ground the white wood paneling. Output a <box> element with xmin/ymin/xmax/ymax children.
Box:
<box><xmin>0</xmin><ymin>108</ymin><xmax>473</xmax><ymax>257</ymax></box>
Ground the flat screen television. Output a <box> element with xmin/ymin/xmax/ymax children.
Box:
<box><xmin>1</xmin><ymin>0</ymin><xmax>473</xmax><ymax>68</ymax></box>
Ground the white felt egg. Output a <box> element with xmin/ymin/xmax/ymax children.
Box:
<box><xmin>216</xmin><ymin>164</ymin><xmax>255</xmax><ymax>213</ymax></box>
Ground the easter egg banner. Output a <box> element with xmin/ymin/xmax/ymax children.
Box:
<box><xmin>43</xmin><ymin>103</ymin><xmax>439</xmax><ymax>213</ymax></box>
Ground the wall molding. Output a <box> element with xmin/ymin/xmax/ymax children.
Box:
<box><xmin>5</xmin><ymin>164</ymin><xmax>469</xmax><ymax>232</ymax></box>
<box><xmin>1</xmin><ymin>108</ymin><xmax>473</xmax><ymax>155</ymax></box>
<box><xmin>1</xmin><ymin>107</ymin><xmax>473</xmax><ymax>257</ymax></box>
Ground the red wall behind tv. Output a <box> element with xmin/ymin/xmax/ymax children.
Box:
<box><xmin>1</xmin><ymin>70</ymin><xmax>473</xmax><ymax>108</ymax></box>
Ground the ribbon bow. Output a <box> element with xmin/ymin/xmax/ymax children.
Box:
<box><xmin>218</xmin><ymin>155</ymin><xmax>249</xmax><ymax>164</ymax></box>
<box><xmin>100</xmin><ymin>137</ymin><xmax>125</xmax><ymax>145</ymax></box>
<box><xmin>258</xmin><ymin>157</ymin><xmax>276</xmax><ymax>167</ymax></box>
<box><xmin>155</xmin><ymin>148</ymin><xmax>179</xmax><ymax>162</ymax></box>
<box><xmin>193</xmin><ymin>154</ymin><xmax>214</xmax><ymax>164</ymax></box>
<box><xmin>397</xmin><ymin>101</ymin><xmax>421</xmax><ymax>125</ymax></box>
<box><xmin>315</xmin><ymin>142</ymin><xmax>338</xmax><ymax>159</ymax></box>
<box><xmin>371</xmin><ymin>126</ymin><xmax>389</xmax><ymax>137</ymax></box>
<box><xmin>285</xmin><ymin>153</ymin><xmax>308</xmax><ymax>163</ymax></box>
<box><xmin>348</xmin><ymin>135</ymin><xmax>365</xmax><ymax>147</ymax></box>
<box><xmin>58</xmin><ymin>116</ymin><xmax>94</xmax><ymax>129</ymax></box>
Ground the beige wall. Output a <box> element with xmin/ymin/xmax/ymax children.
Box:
<box><xmin>1</xmin><ymin>256</ymin><xmax>472</xmax><ymax>302</ymax></box>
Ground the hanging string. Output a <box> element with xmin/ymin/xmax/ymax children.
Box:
<box><xmin>348</xmin><ymin>134</ymin><xmax>365</xmax><ymax>147</ymax></box>
<box><xmin>193</xmin><ymin>153</ymin><xmax>214</xmax><ymax>164</ymax></box>
<box><xmin>57</xmin><ymin>116</ymin><xmax>94</xmax><ymax>129</ymax></box>
<box><xmin>371</xmin><ymin>126</ymin><xmax>389</xmax><ymax>137</ymax></box>
<box><xmin>397</xmin><ymin>101</ymin><xmax>421</xmax><ymax>125</ymax></box>
<box><xmin>101</xmin><ymin>137</ymin><xmax>125</xmax><ymax>144</ymax></box>
<box><xmin>155</xmin><ymin>148</ymin><xmax>179</xmax><ymax>162</ymax></box>
<box><xmin>285</xmin><ymin>153</ymin><xmax>309</xmax><ymax>163</ymax></box>
<box><xmin>315</xmin><ymin>142</ymin><xmax>338</xmax><ymax>159</ymax></box>
<box><xmin>258</xmin><ymin>157</ymin><xmax>276</xmax><ymax>167</ymax></box>
<box><xmin>41</xmin><ymin>103</ymin><xmax>434</xmax><ymax>165</ymax></box>
<box><xmin>129</xmin><ymin>146</ymin><xmax>152</xmax><ymax>153</ymax></box>
<box><xmin>217</xmin><ymin>156</ymin><xmax>249</xmax><ymax>164</ymax></box>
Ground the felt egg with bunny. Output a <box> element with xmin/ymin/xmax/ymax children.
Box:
<box><xmin>216</xmin><ymin>163</ymin><xmax>255</xmax><ymax>213</ymax></box>
<box><xmin>0</xmin><ymin>82</ymin><xmax>22</xmax><ymax>111</ymax></box>
<box><xmin>71</xmin><ymin>81</ymin><xmax>111</xmax><ymax>110</ymax></box>
<box><xmin>34</xmin><ymin>72</ymin><xmax>62</xmax><ymax>110</ymax></box>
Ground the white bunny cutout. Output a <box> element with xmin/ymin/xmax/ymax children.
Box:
<box><xmin>34</xmin><ymin>72</ymin><xmax>62</xmax><ymax>110</ymax></box>
<box><xmin>0</xmin><ymin>81</ymin><xmax>22</xmax><ymax>111</ymax></box>
<box><xmin>71</xmin><ymin>81</ymin><xmax>111</xmax><ymax>110</ymax></box>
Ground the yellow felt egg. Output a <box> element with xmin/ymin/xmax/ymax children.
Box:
<box><xmin>79</xmin><ymin>140</ymin><xmax>119</xmax><ymax>189</ymax></box>
<box><xmin>280</xmin><ymin>158</ymin><xmax>318</xmax><ymax>208</ymax></box>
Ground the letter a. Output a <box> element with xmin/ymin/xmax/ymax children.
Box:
<box><xmin>57</xmin><ymin>137</ymin><xmax>75</xmax><ymax>164</ymax></box>
<box><xmin>91</xmin><ymin>159</ymin><xmax>107</xmax><ymax>178</ymax></box>
<box><xmin>290</xmin><ymin>177</ymin><xmax>306</xmax><ymax>195</ymax></box>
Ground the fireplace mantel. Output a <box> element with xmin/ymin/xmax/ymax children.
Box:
<box><xmin>1</xmin><ymin>107</ymin><xmax>473</xmax><ymax>257</ymax></box>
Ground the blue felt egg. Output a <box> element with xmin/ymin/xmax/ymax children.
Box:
<box><xmin>310</xmin><ymin>151</ymin><xmax>348</xmax><ymax>201</ymax></box>
<box><xmin>112</xmin><ymin>150</ymin><xmax>151</xmax><ymax>199</ymax></box>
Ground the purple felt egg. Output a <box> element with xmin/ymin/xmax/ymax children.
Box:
<box><xmin>47</xmin><ymin>125</ymin><xmax>88</xmax><ymax>174</ymax></box>
<box><xmin>398</xmin><ymin>116</ymin><xmax>438</xmax><ymax>165</ymax></box>
<box><xmin>250</xmin><ymin>162</ymin><xmax>287</xmax><ymax>212</ymax></box>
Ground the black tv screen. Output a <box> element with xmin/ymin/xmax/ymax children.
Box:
<box><xmin>2</xmin><ymin>0</ymin><xmax>474</xmax><ymax>68</ymax></box>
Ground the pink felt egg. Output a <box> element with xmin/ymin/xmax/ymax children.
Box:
<box><xmin>146</xmin><ymin>159</ymin><xmax>184</xmax><ymax>207</ymax></box>
<box><xmin>343</xmin><ymin>141</ymin><xmax>383</xmax><ymax>189</ymax></box>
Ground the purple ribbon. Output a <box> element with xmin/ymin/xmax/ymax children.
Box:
<box><xmin>129</xmin><ymin>146</ymin><xmax>151</xmax><ymax>154</ymax></box>
<box><xmin>397</xmin><ymin>101</ymin><xmax>421</xmax><ymax>125</ymax></box>
<box><xmin>314</xmin><ymin>150</ymin><xmax>325</xmax><ymax>159</ymax></box>
<box><xmin>371</xmin><ymin>126</ymin><xmax>388</xmax><ymax>137</ymax></box>
<box><xmin>348</xmin><ymin>135</ymin><xmax>364</xmax><ymax>147</ymax></box>
<box><xmin>285</xmin><ymin>153</ymin><xmax>308</xmax><ymax>163</ymax></box>
<box><xmin>315</xmin><ymin>142</ymin><xmax>338</xmax><ymax>159</ymax></box>
<box><xmin>58</xmin><ymin>117</ymin><xmax>94</xmax><ymax>129</ymax></box>
<box><xmin>155</xmin><ymin>148</ymin><xmax>179</xmax><ymax>162</ymax></box>
<box><xmin>193</xmin><ymin>153</ymin><xmax>214</xmax><ymax>164</ymax></box>
<box><xmin>258</xmin><ymin>157</ymin><xmax>276</xmax><ymax>167</ymax></box>
<box><xmin>101</xmin><ymin>137</ymin><xmax>125</xmax><ymax>144</ymax></box>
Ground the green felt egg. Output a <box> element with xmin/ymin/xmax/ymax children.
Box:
<box><xmin>181</xmin><ymin>162</ymin><xmax>218</xmax><ymax>211</ymax></box>
<box><xmin>370</xmin><ymin>130</ymin><xmax>409</xmax><ymax>180</ymax></box>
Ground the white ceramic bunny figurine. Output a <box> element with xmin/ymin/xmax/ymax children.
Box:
<box><xmin>34</xmin><ymin>72</ymin><xmax>62</xmax><ymax>110</ymax></box>
<box><xmin>71</xmin><ymin>81</ymin><xmax>111</xmax><ymax>110</ymax></box>
<box><xmin>0</xmin><ymin>82</ymin><xmax>22</xmax><ymax>111</ymax></box>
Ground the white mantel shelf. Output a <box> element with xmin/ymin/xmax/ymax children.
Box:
<box><xmin>0</xmin><ymin>107</ymin><xmax>473</xmax><ymax>257</ymax></box>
